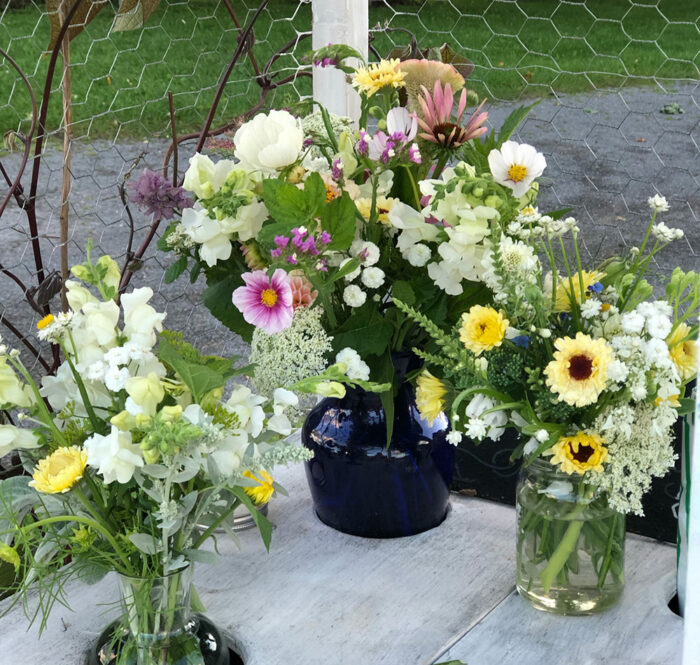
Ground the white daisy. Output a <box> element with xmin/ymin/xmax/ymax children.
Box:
<box><xmin>487</xmin><ymin>141</ymin><xmax>546</xmax><ymax>198</ymax></box>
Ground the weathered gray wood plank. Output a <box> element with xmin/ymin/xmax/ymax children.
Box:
<box><xmin>436</xmin><ymin>535</ymin><xmax>681</xmax><ymax>665</ymax></box>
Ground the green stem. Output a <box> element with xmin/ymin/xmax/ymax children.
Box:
<box><xmin>540</xmin><ymin>518</ymin><xmax>584</xmax><ymax>593</ymax></box>
<box><xmin>597</xmin><ymin>512</ymin><xmax>619</xmax><ymax>588</ymax></box>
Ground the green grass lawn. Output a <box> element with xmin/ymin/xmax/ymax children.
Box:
<box><xmin>0</xmin><ymin>0</ymin><xmax>697</xmax><ymax>139</ymax></box>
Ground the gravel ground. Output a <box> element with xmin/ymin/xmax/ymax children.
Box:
<box><xmin>1</xmin><ymin>83</ymin><xmax>698</xmax><ymax>368</ymax></box>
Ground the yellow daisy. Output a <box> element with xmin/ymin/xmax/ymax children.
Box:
<box><xmin>416</xmin><ymin>370</ymin><xmax>447</xmax><ymax>426</ymax></box>
<box><xmin>553</xmin><ymin>270</ymin><xmax>604</xmax><ymax>312</ymax></box>
<box><xmin>459</xmin><ymin>305</ymin><xmax>509</xmax><ymax>356</ymax></box>
<box><xmin>351</xmin><ymin>59</ymin><xmax>406</xmax><ymax>97</ymax></box>
<box><xmin>667</xmin><ymin>322</ymin><xmax>698</xmax><ymax>381</ymax></box>
<box><xmin>29</xmin><ymin>446</ymin><xmax>87</xmax><ymax>494</ymax></box>
<box><xmin>549</xmin><ymin>431</ymin><xmax>608</xmax><ymax>475</ymax></box>
<box><xmin>544</xmin><ymin>333</ymin><xmax>613</xmax><ymax>407</ymax></box>
<box><xmin>243</xmin><ymin>470</ymin><xmax>275</xmax><ymax>506</ymax></box>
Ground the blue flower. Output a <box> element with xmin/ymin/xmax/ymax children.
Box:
<box><xmin>512</xmin><ymin>335</ymin><xmax>530</xmax><ymax>349</ymax></box>
<box><xmin>588</xmin><ymin>281</ymin><xmax>604</xmax><ymax>294</ymax></box>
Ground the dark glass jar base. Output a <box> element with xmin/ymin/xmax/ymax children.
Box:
<box><xmin>89</xmin><ymin>614</ymin><xmax>239</xmax><ymax>665</ymax></box>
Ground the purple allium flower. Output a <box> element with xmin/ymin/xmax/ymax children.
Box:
<box><xmin>128</xmin><ymin>169</ymin><xmax>192</xmax><ymax>221</ymax></box>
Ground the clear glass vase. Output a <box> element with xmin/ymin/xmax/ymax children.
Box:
<box><xmin>116</xmin><ymin>565</ymin><xmax>204</xmax><ymax>665</ymax></box>
<box><xmin>516</xmin><ymin>458</ymin><xmax>625</xmax><ymax>614</ymax></box>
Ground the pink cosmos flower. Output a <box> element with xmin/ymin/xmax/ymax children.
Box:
<box><xmin>231</xmin><ymin>269</ymin><xmax>294</xmax><ymax>333</ymax></box>
<box><xmin>417</xmin><ymin>81</ymin><xmax>488</xmax><ymax>149</ymax></box>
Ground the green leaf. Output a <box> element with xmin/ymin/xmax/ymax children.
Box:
<box><xmin>496</xmin><ymin>100</ymin><xmax>540</xmax><ymax>146</ymax></box>
<box><xmin>202</xmin><ymin>275</ymin><xmax>254</xmax><ymax>343</ymax></box>
<box><xmin>231</xmin><ymin>487</ymin><xmax>273</xmax><ymax>551</ymax></box>
<box><xmin>262</xmin><ymin>179</ymin><xmax>309</xmax><ymax>226</ymax></box>
<box><xmin>332</xmin><ymin>305</ymin><xmax>393</xmax><ymax>358</ymax></box>
<box><xmin>371</xmin><ymin>351</ymin><xmax>395</xmax><ymax>448</ymax></box>
<box><xmin>158</xmin><ymin>337</ymin><xmax>227</xmax><ymax>402</ymax></box>
<box><xmin>164</xmin><ymin>255</ymin><xmax>188</xmax><ymax>283</ymax></box>
<box><xmin>390</xmin><ymin>164</ymin><xmax>421</xmax><ymax>209</ymax></box>
<box><xmin>321</xmin><ymin>193</ymin><xmax>356</xmax><ymax>251</ymax></box>
<box><xmin>327</xmin><ymin>257</ymin><xmax>360</xmax><ymax>285</ymax></box>
<box><xmin>303</xmin><ymin>172</ymin><xmax>326</xmax><ymax>218</ymax></box>
<box><xmin>391</xmin><ymin>280</ymin><xmax>415</xmax><ymax>306</ymax></box>
<box><xmin>257</xmin><ymin>220</ymin><xmax>298</xmax><ymax>249</ymax></box>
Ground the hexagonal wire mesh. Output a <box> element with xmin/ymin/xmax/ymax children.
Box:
<box><xmin>0</xmin><ymin>0</ymin><xmax>696</xmax><ymax>521</ymax></box>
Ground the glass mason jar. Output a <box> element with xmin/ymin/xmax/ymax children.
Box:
<box><xmin>516</xmin><ymin>458</ymin><xmax>626</xmax><ymax>614</ymax></box>
<box><xmin>116</xmin><ymin>565</ymin><xmax>204</xmax><ymax>665</ymax></box>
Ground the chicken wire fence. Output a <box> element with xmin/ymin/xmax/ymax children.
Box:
<box><xmin>0</xmin><ymin>0</ymin><xmax>698</xmax><ymax>374</ymax></box>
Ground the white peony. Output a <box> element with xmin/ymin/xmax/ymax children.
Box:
<box><xmin>0</xmin><ymin>425</ymin><xmax>39</xmax><ymax>457</ymax></box>
<box><xmin>183</xmin><ymin>153</ymin><xmax>236</xmax><ymax>200</ymax></box>
<box><xmin>84</xmin><ymin>426</ymin><xmax>144</xmax><ymax>484</ymax></box>
<box><xmin>234</xmin><ymin>110</ymin><xmax>304</xmax><ymax>175</ymax></box>
<box><xmin>121</xmin><ymin>287</ymin><xmax>166</xmax><ymax>349</ymax></box>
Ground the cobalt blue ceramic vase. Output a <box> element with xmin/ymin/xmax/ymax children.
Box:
<box><xmin>302</xmin><ymin>354</ymin><xmax>455</xmax><ymax>538</ymax></box>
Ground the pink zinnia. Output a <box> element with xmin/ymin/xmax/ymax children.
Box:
<box><xmin>417</xmin><ymin>80</ymin><xmax>488</xmax><ymax>149</ymax></box>
<box><xmin>231</xmin><ymin>269</ymin><xmax>294</xmax><ymax>334</ymax></box>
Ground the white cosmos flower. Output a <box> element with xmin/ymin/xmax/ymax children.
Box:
<box><xmin>488</xmin><ymin>141</ymin><xmax>546</xmax><ymax>198</ymax></box>
<box><xmin>84</xmin><ymin>426</ymin><xmax>144</xmax><ymax>484</ymax></box>
<box><xmin>121</xmin><ymin>287</ymin><xmax>166</xmax><ymax>349</ymax></box>
<box><xmin>183</xmin><ymin>153</ymin><xmax>236</xmax><ymax>200</ymax></box>
<box><xmin>234</xmin><ymin>110</ymin><xmax>304</xmax><ymax>175</ymax></box>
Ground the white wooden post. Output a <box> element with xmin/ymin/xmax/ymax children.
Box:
<box><xmin>312</xmin><ymin>0</ymin><xmax>368</xmax><ymax>125</ymax></box>
<box><xmin>683</xmin><ymin>375</ymin><xmax>700</xmax><ymax>665</ymax></box>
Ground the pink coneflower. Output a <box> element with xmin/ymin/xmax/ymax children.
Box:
<box><xmin>417</xmin><ymin>81</ymin><xmax>488</xmax><ymax>149</ymax></box>
<box><xmin>231</xmin><ymin>269</ymin><xmax>294</xmax><ymax>334</ymax></box>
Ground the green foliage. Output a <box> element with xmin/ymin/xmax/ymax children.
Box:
<box><xmin>164</xmin><ymin>255</ymin><xmax>188</xmax><ymax>283</ymax></box>
<box><xmin>202</xmin><ymin>274</ymin><xmax>254</xmax><ymax>342</ymax></box>
<box><xmin>486</xmin><ymin>347</ymin><xmax>525</xmax><ymax>396</ymax></box>
<box><xmin>320</xmin><ymin>193</ymin><xmax>357</xmax><ymax>251</ymax></box>
<box><xmin>332</xmin><ymin>304</ymin><xmax>393</xmax><ymax>358</ymax></box>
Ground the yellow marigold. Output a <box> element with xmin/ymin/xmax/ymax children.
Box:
<box><xmin>355</xmin><ymin>196</ymin><xmax>397</xmax><ymax>224</ymax></box>
<box><xmin>553</xmin><ymin>270</ymin><xmax>604</xmax><ymax>312</ymax></box>
<box><xmin>667</xmin><ymin>322</ymin><xmax>698</xmax><ymax>381</ymax></box>
<box><xmin>29</xmin><ymin>446</ymin><xmax>87</xmax><ymax>494</ymax></box>
<box><xmin>549</xmin><ymin>431</ymin><xmax>608</xmax><ymax>475</ymax></box>
<box><xmin>459</xmin><ymin>305</ymin><xmax>509</xmax><ymax>356</ymax></box>
<box><xmin>416</xmin><ymin>370</ymin><xmax>446</xmax><ymax>426</ymax></box>
<box><xmin>351</xmin><ymin>59</ymin><xmax>406</xmax><ymax>97</ymax></box>
<box><xmin>544</xmin><ymin>333</ymin><xmax>613</xmax><ymax>407</ymax></box>
<box><xmin>36</xmin><ymin>314</ymin><xmax>55</xmax><ymax>330</ymax></box>
<box><xmin>243</xmin><ymin>470</ymin><xmax>275</xmax><ymax>506</ymax></box>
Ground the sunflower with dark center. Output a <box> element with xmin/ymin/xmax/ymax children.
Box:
<box><xmin>549</xmin><ymin>431</ymin><xmax>608</xmax><ymax>475</ymax></box>
<box><xmin>544</xmin><ymin>332</ymin><xmax>613</xmax><ymax>407</ymax></box>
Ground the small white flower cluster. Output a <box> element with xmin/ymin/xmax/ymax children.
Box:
<box><xmin>648</xmin><ymin>194</ymin><xmax>669</xmax><ymax>213</ymax></box>
<box><xmin>250</xmin><ymin>306</ymin><xmax>333</xmax><ymax>406</ymax></box>
<box><xmin>164</xmin><ymin>223</ymin><xmax>196</xmax><ymax>252</ymax></box>
<box><xmin>342</xmin><ymin>241</ymin><xmax>384</xmax><ymax>308</ymax></box>
<box><xmin>596</xmin><ymin>401</ymin><xmax>677</xmax><ymax>514</ymax></box>
<box><xmin>453</xmin><ymin>394</ymin><xmax>507</xmax><ymax>443</ymax></box>
<box><xmin>507</xmin><ymin>209</ymin><xmax>579</xmax><ymax>240</ymax></box>
<box><xmin>335</xmin><ymin>347</ymin><xmax>370</xmax><ymax>381</ymax></box>
<box><xmin>481</xmin><ymin>235</ymin><xmax>539</xmax><ymax>303</ymax></box>
<box><xmin>301</xmin><ymin>110</ymin><xmax>353</xmax><ymax>161</ymax></box>
<box><xmin>652</xmin><ymin>221</ymin><xmax>684</xmax><ymax>243</ymax></box>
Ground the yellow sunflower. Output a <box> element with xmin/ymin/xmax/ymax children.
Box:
<box><xmin>416</xmin><ymin>370</ymin><xmax>447</xmax><ymax>426</ymax></box>
<box><xmin>544</xmin><ymin>332</ymin><xmax>613</xmax><ymax>407</ymax></box>
<box><xmin>243</xmin><ymin>470</ymin><xmax>275</xmax><ymax>506</ymax></box>
<box><xmin>29</xmin><ymin>446</ymin><xmax>87</xmax><ymax>494</ymax></box>
<box><xmin>553</xmin><ymin>270</ymin><xmax>604</xmax><ymax>312</ymax></box>
<box><xmin>549</xmin><ymin>431</ymin><xmax>608</xmax><ymax>475</ymax></box>
<box><xmin>459</xmin><ymin>305</ymin><xmax>509</xmax><ymax>356</ymax></box>
<box><xmin>667</xmin><ymin>322</ymin><xmax>698</xmax><ymax>381</ymax></box>
<box><xmin>351</xmin><ymin>59</ymin><xmax>406</xmax><ymax>97</ymax></box>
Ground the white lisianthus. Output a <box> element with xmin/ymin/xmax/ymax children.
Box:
<box><xmin>183</xmin><ymin>153</ymin><xmax>236</xmax><ymax>200</ymax></box>
<box><xmin>121</xmin><ymin>287</ymin><xmax>166</xmax><ymax>349</ymax></box>
<box><xmin>343</xmin><ymin>284</ymin><xmax>367</xmax><ymax>308</ymax></box>
<box><xmin>405</xmin><ymin>243</ymin><xmax>431</xmax><ymax>267</ymax></box>
<box><xmin>647</xmin><ymin>194</ymin><xmax>669</xmax><ymax>213</ymax></box>
<box><xmin>0</xmin><ymin>425</ymin><xmax>39</xmax><ymax>457</ymax></box>
<box><xmin>0</xmin><ymin>359</ymin><xmax>32</xmax><ymax>408</ymax></box>
<box><xmin>126</xmin><ymin>373</ymin><xmax>165</xmax><ymax>416</ymax></box>
<box><xmin>234</xmin><ymin>110</ymin><xmax>304</xmax><ymax>175</ymax></box>
<box><xmin>488</xmin><ymin>141</ymin><xmax>546</xmax><ymax>198</ymax></box>
<box><xmin>84</xmin><ymin>426</ymin><xmax>144</xmax><ymax>484</ymax></box>
<box><xmin>361</xmin><ymin>267</ymin><xmax>385</xmax><ymax>289</ymax></box>
<box><xmin>225</xmin><ymin>385</ymin><xmax>266</xmax><ymax>438</ymax></box>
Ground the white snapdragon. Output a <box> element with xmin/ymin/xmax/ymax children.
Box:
<box><xmin>343</xmin><ymin>284</ymin><xmax>367</xmax><ymax>308</ymax></box>
<box><xmin>225</xmin><ymin>385</ymin><xmax>266</xmax><ymax>438</ymax></box>
<box><xmin>183</xmin><ymin>153</ymin><xmax>236</xmax><ymax>199</ymax></box>
<box><xmin>0</xmin><ymin>359</ymin><xmax>32</xmax><ymax>408</ymax></box>
<box><xmin>361</xmin><ymin>267</ymin><xmax>385</xmax><ymax>289</ymax></box>
<box><xmin>647</xmin><ymin>194</ymin><xmax>669</xmax><ymax>213</ymax></box>
<box><xmin>181</xmin><ymin>205</ymin><xmax>233</xmax><ymax>268</ymax></box>
<box><xmin>210</xmin><ymin>431</ymin><xmax>248</xmax><ymax>477</ymax></box>
<box><xmin>267</xmin><ymin>388</ymin><xmax>300</xmax><ymax>436</ymax></box>
<box><xmin>84</xmin><ymin>426</ymin><xmax>144</xmax><ymax>484</ymax></box>
<box><xmin>121</xmin><ymin>287</ymin><xmax>166</xmax><ymax>349</ymax></box>
<box><xmin>0</xmin><ymin>424</ymin><xmax>39</xmax><ymax>457</ymax></box>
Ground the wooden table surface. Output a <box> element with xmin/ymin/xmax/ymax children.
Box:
<box><xmin>0</xmin><ymin>463</ymin><xmax>682</xmax><ymax>665</ymax></box>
